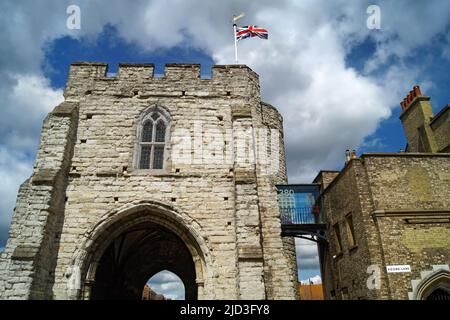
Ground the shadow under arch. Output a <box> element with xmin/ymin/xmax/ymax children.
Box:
<box><xmin>68</xmin><ymin>200</ymin><xmax>211</xmax><ymax>300</ymax></box>
<box><xmin>414</xmin><ymin>269</ymin><xmax>450</xmax><ymax>300</ymax></box>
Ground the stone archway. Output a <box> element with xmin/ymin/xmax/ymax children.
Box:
<box><xmin>91</xmin><ymin>223</ymin><xmax>197</xmax><ymax>300</ymax></box>
<box><xmin>409</xmin><ymin>266</ymin><xmax>450</xmax><ymax>300</ymax></box>
<box><xmin>68</xmin><ymin>200</ymin><xmax>210</xmax><ymax>300</ymax></box>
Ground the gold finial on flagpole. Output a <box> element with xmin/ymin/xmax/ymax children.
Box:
<box><xmin>233</xmin><ymin>12</ymin><xmax>245</xmax><ymax>23</ymax></box>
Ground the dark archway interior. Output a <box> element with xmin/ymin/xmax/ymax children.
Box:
<box><xmin>426</xmin><ymin>288</ymin><xmax>450</xmax><ymax>300</ymax></box>
<box><xmin>90</xmin><ymin>222</ymin><xmax>197</xmax><ymax>300</ymax></box>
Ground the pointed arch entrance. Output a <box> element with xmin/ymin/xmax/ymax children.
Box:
<box><xmin>69</xmin><ymin>200</ymin><xmax>209</xmax><ymax>300</ymax></box>
<box><xmin>91</xmin><ymin>222</ymin><xmax>196</xmax><ymax>299</ymax></box>
<box><xmin>413</xmin><ymin>269</ymin><xmax>450</xmax><ymax>300</ymax></box>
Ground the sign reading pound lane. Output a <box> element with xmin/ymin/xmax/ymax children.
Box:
<box><xmin>386</xmin><ymin>265</ymin><xmax>411</xmax><ymax>273</ymax></box>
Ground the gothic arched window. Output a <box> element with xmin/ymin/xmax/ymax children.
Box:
<box><xmin>137</xmin><ymin>108</ymin><xmax>169</xmax><ymax>170</ymax></box>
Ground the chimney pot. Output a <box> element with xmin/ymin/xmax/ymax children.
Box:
<box><xmin>413</xmin><ymin>85</ymin><xmax>421</xmax><ymax>97</ymax></box>
<box><xmin>401</xmin><ymin>86</ymin><xmax>423</xmax><ymax>112</ymax></box>
<box><xmin>345</xmin><ymin>149</ymin><xmax>351</xmax><ymax>163</ymax></box>
<box><xmin>351</xmin><ymin>150</ymin><xmax>357</xmax><ymax>159</ymax></box>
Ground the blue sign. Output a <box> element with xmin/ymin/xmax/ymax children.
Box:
<box><xmin>276</xmin><ymin>185</ymin><xmax>321</xmax><ymax>225</ymax></box>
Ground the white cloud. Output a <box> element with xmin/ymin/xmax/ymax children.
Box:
<box><xmin>90</xmin><ymin>0</ymin><xmax>448</xmax><ymax>182</ymax></box>
<box><xmin>361</xmin><ymin>137</ymin><xmax>386</xmax><ymax>150</ymax></box>
<box><xmin>148</xmin><ymin>270</ymin><xmax>185</xmax><ymax>300</ymax></box>
<box><xmin>0</xmin><ymin>75</ymin><xmax>63</xmax><ymax>244</ymax></box>
<box><xmin>364</xmin><ymin>1</ymin><xmax>450</xmax><ymax>71</ymax></box>
<box><xmin>0</xmin><ymin>147</ymin><xmax>32</xmax><ymax>244</ymax></box>
<box><xmin>1</xmin><ymin>1</ymin><xmax>449</xmax><ymax>252</ymax></box>
<box><xmin>295</xmin><ymin>238</ymin><xmax>320</xmax><ymax>271</ymax></box>
<box><xmin>148</xmin><ymin>270</ymin><xmax>182</xmax><ymax>284</ymax></box>
<box><xmin>1</xmin><ymin>74</ymin><xmax>63</xmax><ymax>149</ymax></box>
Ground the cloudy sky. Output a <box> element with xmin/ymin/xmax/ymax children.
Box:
<box><xmin>148</xmin><ymin>270</ymin><xmax>185</xmax><ymax>300</ymax></box>
<box><xmin>1</xmin><ymin>0</ymin><xmax>450</xmax><ymax>297</ymax></box>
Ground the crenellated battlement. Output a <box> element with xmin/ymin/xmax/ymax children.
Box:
<box><xmin>66</xmin><ymin>62</ymin><xmax>259</xmax><ymax>90</ymax></box>
<box><xmin>65</xmin><ymin>62</ymin><xmax>260</xmax><ymax>98</ymax></box>
<box><xmin>68</xmin><ymin>62</ymin><xmax>259</xmax><ymax>80</ymax></box>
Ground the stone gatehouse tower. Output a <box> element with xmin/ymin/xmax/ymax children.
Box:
<box><xmin>0</xmin><ymin>62</ymin><xmax>298</xmax><ymax>300</ymax></box>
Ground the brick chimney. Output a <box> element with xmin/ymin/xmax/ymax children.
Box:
<box><xmin>400</xmin><ymin>85</ymin><xmax>422</xmax><ymax>111</ymax></box>
<box><xmin>399</xmin><ymin>85</ymin><xmax>438</xmax><ymax>152</ymax></box>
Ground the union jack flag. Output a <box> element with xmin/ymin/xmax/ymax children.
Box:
<box><xmin>235</xmin><ymin>25</ymin><xmax>268</xmax><ymax>41</ymax></box>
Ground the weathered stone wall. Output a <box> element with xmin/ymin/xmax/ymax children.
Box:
<box><xmin>0</xmin><ymin>102</ymin><xmax>78</xmax><ymax>299</ymax></box>
<box><xmin>363</xmin><ymin>154</ymin><xmax>450</xmax><ymax>211</ymax></box>
<box><xmin>373</xmin><ymin>215</ymin><xmax>450</xmax><ymax>299</ymax></box>
<box><xmin>430</xmin><ymin>105</ymin><xmax>450</xmax><ymax>153</ymax></box>
<box><xmin>0</xmin><ymin>62</ymin><xmax>297</xmax><ymax>300</ymax></box>
<box><xmin>319</xmin><ymin>153</ymin><xmax>450</xmax><ymax>300</ymax></box>
<box><xmin>319</xmin><ymin>160</ymin><xmax>387</xmax><ymax>300</ymax></box>
<box><xmin>363</xmin><ymin>154</ymin><xmax>450</xmax><ymax>299</ymax></box>
<box><xmin>254</xmin><ymin>102</ymin><xmax>298</xmax><ymax>299</ymax></box>
<box><xmin>400</xmin><ymin>97</ymin><xmax>438</xmax><ymax>152</ymax></box>
<box><xmin>313</xmin><ymin>171</ymin><xmax>340</xmax><ymax>191</ymax></box>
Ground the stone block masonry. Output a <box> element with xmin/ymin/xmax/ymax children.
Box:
<box><xmin>0</xmin><ymin>62</ymin><xmax>298</xmax><ymax>300</ymax></box>
<box><xmin>318</xmin><ymin>153</ymin><xmax>450</xmax><ymax>300</ymax></box>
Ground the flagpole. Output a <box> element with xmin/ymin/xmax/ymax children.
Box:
<box><xmin>233</xmin><ymin>23</ymin><xmax>238</xmax><ymax>64</ymax></box>
<box><xmin>232</xmin><ymin>13</ymin><xmax>244</xmax><ymax>64</ymax></box>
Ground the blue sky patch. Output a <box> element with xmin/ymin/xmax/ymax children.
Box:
<box><xmin>42</xmin><ymin>25</ymin><xmax>215</xmax><ymax>89</ymax></box>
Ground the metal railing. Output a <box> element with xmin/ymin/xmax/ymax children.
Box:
<box><xmin>279</xmin><ymin>206</ymin><xmax>324</xmax><ymax>225</ymax></box>
<box><xmin>276</xmin><ymin>184</ymin><xmax>325</xmax><ymax>226</ymax></box>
